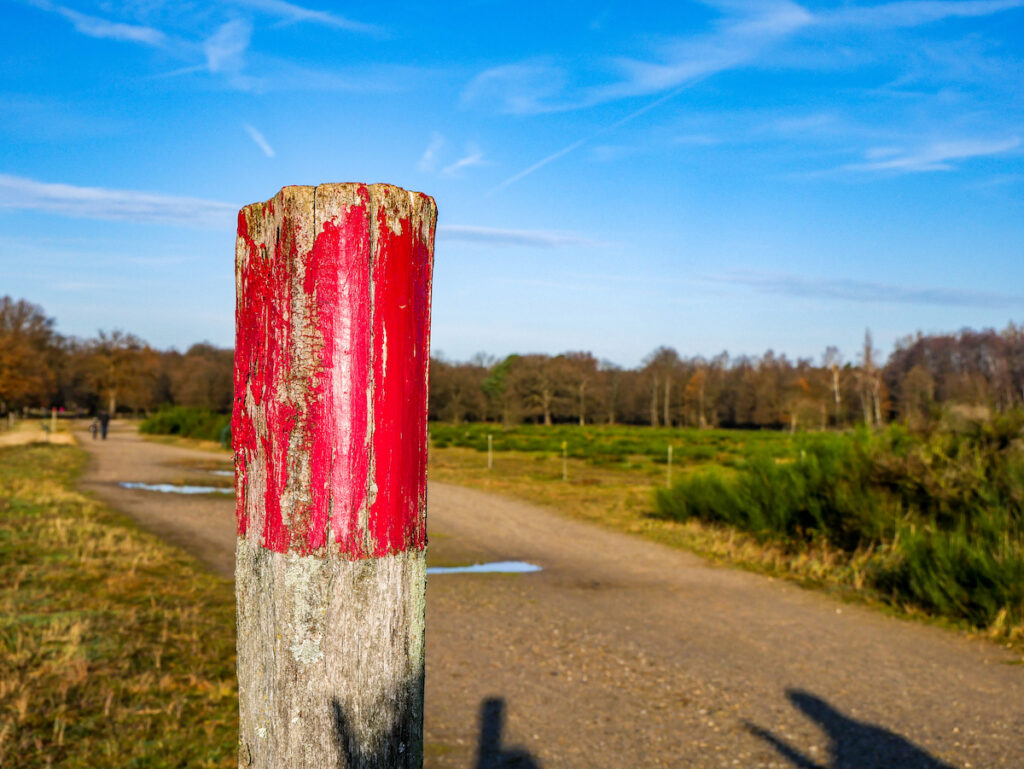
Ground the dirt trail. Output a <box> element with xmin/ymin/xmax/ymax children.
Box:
<box><xmin>76</xmin><ymin>422</ymin><xmax>1023</xmax><ymax>769</ymax></box>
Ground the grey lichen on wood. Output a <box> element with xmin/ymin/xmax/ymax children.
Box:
<box><xmin>236</xmin><ymin>540</ymin><xmax>426</xmax><ymax>768</ymax></box>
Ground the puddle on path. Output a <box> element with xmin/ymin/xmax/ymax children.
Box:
<box><xmin>119</xmin><ymin>482</ymin><xmax>233</xmax><ymax>495</ymax></box>
<box><xmin>427</xmin><ymin>561</ymin><xmax>542</xmax><ymax>575</ymax></box>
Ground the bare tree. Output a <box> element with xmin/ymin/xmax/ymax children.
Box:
<box><xmin>859</xmin><ymin>330</ymin><xmax>882</xmax><ymax>426</ymax></box>
<box><xmin>823</xmin><ymin>346</ymin><xmax>843</xmax><ymax>428</ymax></box>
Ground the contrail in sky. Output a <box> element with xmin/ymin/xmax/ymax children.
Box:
<box><xmin>488</xmin><ymin>82</ymin><xmax>696</xmax><ymax>195</ymax></box>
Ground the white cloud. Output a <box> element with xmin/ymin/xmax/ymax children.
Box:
<box><xmin>0</xmin><ymin>173</ymin><xmax>237</xmax><ymax>229</ymax></box>
<box><xmin>590</xmin><ymin>1</ymin><xmax>814</xmax><ymax>104</ymax></box>
<box><xmin>437</xmin><ymin>225</ymin><xmax>610</xmax><ymax>248</ymax></box>
<box><xmin>707</xmin><ymin>270</ymin><xmax>1024</xmax><ymax>308</ymax></box>
<box><xmin>417</xmin><ymin>133</ymin><xmax>444</xmax><ymax>172</ymax></box>
<box><xmin>461</xmin><ymin>61</ymin><xmax>569</xmax><ymax>115</ymax></box>
<box><xmin>26</xmin><ymin>0</ymin><xmax>166</xmax><ymax>46</ymax></box>
<box><xmin>442</xmin><ymin>145</ymin><xmax>487</xmax><ymax>176</ymax></box>
<box><xmin>843</xmin><ymin>137</ymin><xmax>1020</xmax><ymax>172</ymax></box>
<box><xmin>228</xmin><ymin>0</ymin><xmax>381</xmax><ymax>34</ymax></box>
<box><xmin>243</xmin><ymin>123</ymin><xmax>276</xmax><ymax>158</ymax></box>
<box><xmin>822</xmin><ymin>0</ymin><xmax>1024</xmax><ymax>29</ymax></box>
<box><xmin>481</xmin><ymin>0</ymin><xmax>1024</xmax><ymax>191</ymax></box>
<box><xmin>204</xmin><ymin>19</ymin><xmax>252</xmax><ymax>77</ymax></box>
<box><xmin>0</xmin><ymin>173</ymin><xmax>609</xmax><ymax>247</ymax></box>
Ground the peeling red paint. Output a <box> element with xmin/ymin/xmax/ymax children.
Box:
<box><xmin>233</xmin><ymin>185</ymin><xmax>434</xmax><ymax>559</ymax></box>
<box><xmin>370</xmin><ymin>190</ymin><xmax>433</xmax><ymax>556</ymax></box>
<box><xmin>302</xmin><ymin>191</ymin><xmax>372</xmax><ymax>556</ymax></box>
<box><xmin>233</xmin><ymin>195</ymin><xmax>299</xmax><ymax>552</ymax></box>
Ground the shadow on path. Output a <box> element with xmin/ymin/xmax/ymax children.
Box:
<box><xmin>474</xmin><ymin>698</ymin><xmax>541</xmax><ymax>769</ymax></box>
<box><xmin>746</xmin><ymin>689</ymin><xmax>956</xmax><ymax>769</ymax></box>
<box><xmin>330</xmin><ymin>696</ymin><xmax>541</xmax><ymax>769</ymax></box>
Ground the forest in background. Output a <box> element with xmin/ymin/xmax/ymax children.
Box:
<box><xmin>3</xmin><ymin>294</ymin><xmax>1024</xmax><ymax>431</ymax></box>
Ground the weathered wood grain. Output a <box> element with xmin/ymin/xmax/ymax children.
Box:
<box><xmin>233</xmin><ymin>184</ymin><xmax>435</xmax><ymax>768</ymax></box>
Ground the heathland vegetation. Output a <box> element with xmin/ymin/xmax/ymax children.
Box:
<box><xmin>655</xmin><ymin>419</ymin><xmax>1024</xmax><ymax>635</ymax></box>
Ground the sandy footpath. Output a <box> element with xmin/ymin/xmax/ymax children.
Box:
<box><xmin>75</xmin><ymin>422</ymin><xmax>1023</xmax><ymax>769</ymax></box>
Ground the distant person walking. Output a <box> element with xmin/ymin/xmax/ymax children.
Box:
<box><xmin>98</xmin><ymin>410</ymin><xmax>110</xmax><ymax>440</ymax></box>
<box><xmin>89</xmin><ymin>418</ymin><xmax>99</xmax><ymax>440</ymax></box>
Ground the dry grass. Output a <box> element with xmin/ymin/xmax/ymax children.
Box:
<box><xmin>0</xmin><ymin>444</ymin><xmax>236</xmax><ymax>768</ymax></box>
<box><xmin>139</xmin><ymin>433</ymin><xmax>230</xmax><ymax>454</ymax></box>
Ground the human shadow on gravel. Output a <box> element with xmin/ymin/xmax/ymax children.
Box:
<box><xmin>330</xmin><ymin>696</ymin><xmax>540</xmax><ymax>769</ymax></box>
<box><xmin>745</xmin><ymin>689</ymin><xmax>956</xmax><ymax>769</ymax></box>
<box><xmin>474</xmin><ymin>698</ymin><xmax>542</xmax><ymax>769</ymax></box>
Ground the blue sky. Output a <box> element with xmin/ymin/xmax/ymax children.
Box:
<box><xmin>2</xmin><ymin>0</ymin><xmax>1022</xmax><ymax>367</ymax></box>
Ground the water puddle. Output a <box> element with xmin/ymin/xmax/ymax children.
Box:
<box><xmin>427</xmin><ymin>561</ymin><xmax>541</xmax><ymax>575</ymax></box>
<box><xmin>119</xmin><ymin>482</ymin><xmax>233</xmax><ymax>495</ymax></box>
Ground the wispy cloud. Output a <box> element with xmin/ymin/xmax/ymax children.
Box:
<box><xmin>442</xmin><ymin>145</ymin><xmax>487</xmax><ymax>175</ymax></box>
<box><xmin>462</xmin><ymin>61</ymin><xmax>569</xmax><ymax>115</ymax></box>
<box><xmin>417</xmin><ymin>132</ymin><xmax>444</xmax><ymax>172</ymax></box>
<box><xmin>437</xmin><ymin>225</ymin><xmax>610</xmax><ymax>248</ymax></box>
<box><xmin>0</xmin><ymin>173</ymin><xmax>610</xmax><ymax>246</ymax></box>
<box><xmin>482</xmin><ymin>0</ymin><xmax>1024</xmax><ymax>190</ymax></box>
<box><xmin>822</xmin><ymin>0</ymin><xmax>1024</xmax><ymax>29</ymax></box>
<box><xmin>465</xmin><ymin>2</ymin><xmax>813</xmax><ymax>115</ymax></box>
<box><xmin>24</xmin><ymin>0</ymin><xmax>403</xmax><ymax>93</ymax></box>
<box><xmin>243</xmin><ymin>123</ymin><xmax>276</xmax><ymax>157</ymax></box>
<box><xmin>0</xmin><ymin>173</ymin><xmax>237</xmax><ymax>230</ymax></box>
<box><xmin>843</xmin><ymin>136</ymin><xmax>1019</xmax><ymax>172</ymax></box>
<box><xmin>228</xmin><ymin>0</ymin><xmax>381</xmax><ymax>34</ymax></box>
<box><xmin>26</xmin><ymin>0</ymin><xmax>166</xmax><ymax>46</ymax></box>
<box><xmin>204</xmin><ymin>18</ymin><xmax>252</xmax><ymax>85</ymax></box>
<box><xmin>586</xmin><ymin>1</ymin><xmax>813</xmax><ymax>105</ymax></box>
<box><xmin>707</xmin><ymin>270</ymin><xmax>1024</xmax><ymax>308</ymax></box>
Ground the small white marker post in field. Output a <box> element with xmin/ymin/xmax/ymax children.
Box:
<box><xmin>666</xmin><ymin>445</ymin><xmax>673</xmax><ymax>488</ymax></box>
<box><xmin>487</xmin><ymin>433</ymin><xmax>493</xmax><ymax>470</ymax></box>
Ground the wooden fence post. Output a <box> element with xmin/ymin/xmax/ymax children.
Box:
<box><xmin>233</xmin><ymin>184</ymin><xmax>436</xmax><ymax>769</ymax></box>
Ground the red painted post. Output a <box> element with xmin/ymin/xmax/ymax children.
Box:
<box><xmin>233</xmin><ymin>184</ymin><xmax>436</xmax><ymax>769</ymax></box>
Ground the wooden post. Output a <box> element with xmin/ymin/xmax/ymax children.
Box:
<box><xmin>233</xmin><ymin>184</ymin><xmax>436</xmax><ymax>769</ymax></box>
<box><xmin>561</xmin><ymin>440</ymin><xmax>568</xmax><ymax>482</ymax></box>
<box><xmin>487</xmin><ymin>433</ymin><xmax>493</xmax><ymax>470</ymax></box>
<box><xmin>666</xmin><ymin>445</ymin><xmax>673</xmax><ymax>488</ymax></box>
<box><xmin>51</xmin><ymin>407</ymin><xmax>57</xmax><ymax>435</ymax></box>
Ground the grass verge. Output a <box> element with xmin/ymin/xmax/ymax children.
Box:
<box><xmin>0</xmin><ymin>443</ymin><xmax>236</xmax><ymax>768</ymax></box>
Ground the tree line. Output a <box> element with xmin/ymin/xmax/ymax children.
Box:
<box><xmin>431</xmin><ymin>327</ymin><xmax>1024</xmax><ymax>429</ymax></box>
<box><xmin>0</xmin><ymin>297</ymin><xmax>230</xmax><ymax>416</ymax></box>
<box><xmin>3</xmin><ymin>295</ymin><xmax>1023</xmax><ymax>429</ymax></box>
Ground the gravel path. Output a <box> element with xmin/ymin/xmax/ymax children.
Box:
<box><xmin>76</xmin><ymin>422</ymin><xmax>1023</xmax><ymax>769</ymax></box>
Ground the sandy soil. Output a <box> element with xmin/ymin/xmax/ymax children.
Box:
<box><xmin>75</xmin><ymin>421</ymin><xmax>1024</xmax><ymax>769</ymax></box>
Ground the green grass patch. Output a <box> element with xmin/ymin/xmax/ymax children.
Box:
<box><xmin>0</xmin><ymin>444</ymin><xmax>236</xmax><ymax>768</ymax></box>
<box><xmin>429</xmin><ymin>422</ymin><xmax>791</xmax><ymax>472</ymax></box>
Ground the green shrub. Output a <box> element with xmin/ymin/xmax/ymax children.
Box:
<box><xmin>140</xmin><ymin>406</ymin><xmax>231</xmax><ymax>443</ymax></box>
<box><xmin>653</xmin><ymin>419</ymin><xmax>1024</xmax><ymax>630</ymax></box>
